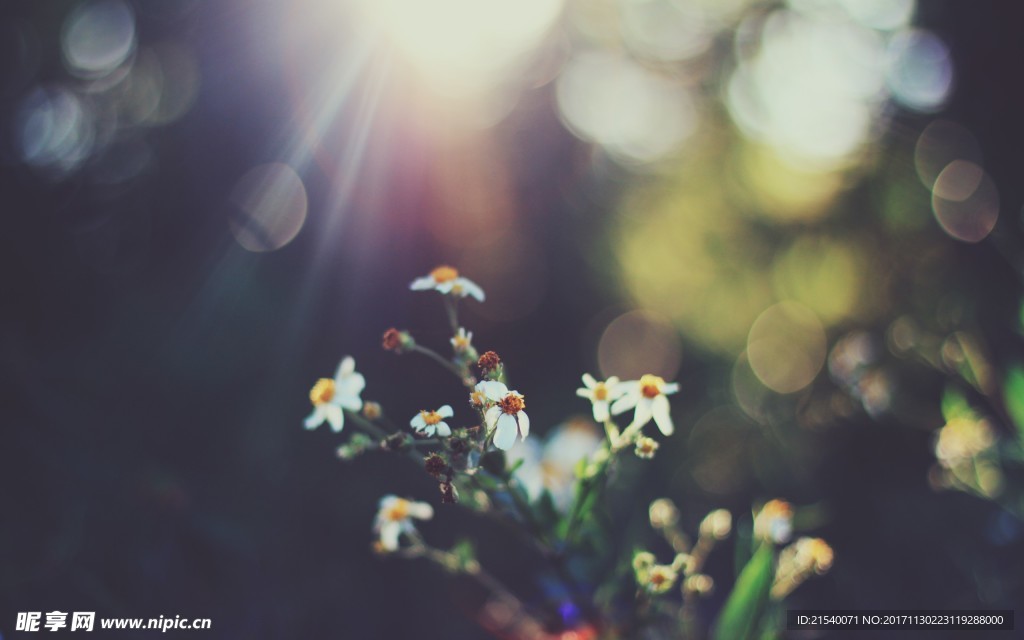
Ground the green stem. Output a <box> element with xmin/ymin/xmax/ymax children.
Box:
<box><xmin>443</xmin><ymin>295</ymin><xmax>460</xmax><ymax>335</ymax></box>
<box><xmin>411</xmin><ymin>344</ymin><xmax>465</xmax><ymax>380</ymax></box>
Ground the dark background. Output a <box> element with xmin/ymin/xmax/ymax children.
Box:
<box><xmin>2</xmin><ymin>1</ymin><xmax>1024</xmax><ymax>639</ymax></box>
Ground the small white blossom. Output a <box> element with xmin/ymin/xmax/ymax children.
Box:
<box><xmin>410</xmin><ymin>265</ymin><xmax>485</xmax><ymax>301</ymax></box>
<box><xmin>477</xmin><ymin>380</ymin><xmax>529</xmax><ymax>451</ymax></box>
<box><xmin>410</xmin><ymin>405</ymin><xmax>454</xmax><ymax>437</ymax></box>
<box><xmin>304</xmin><ymin>356</ymin><xmax>365</xmax><ymax>432</ymax></box>
<box><xmin>635</xmin><ymin>437</ymin><xmax>660</xmax><ymax>459</ymax></box>
<box><xmin>374</xmin><ymin>495</ymin><xmax>434</xmax><ymax>552</ymax></box>
<box><xmin>575</xmin><ymin>374</ymin><xmax>624</xmax><ymax>422</ymax></box>
<box><xmin>450</xmin><ymin>327</ymin><xmax>474</xmax><ymax>353</ymax></box>
<box><xmin>611</xmin><ymin>374</ymin><xmax>679</xmax><ymax>436</ymax></box>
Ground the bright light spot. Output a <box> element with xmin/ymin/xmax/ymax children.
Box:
<box><xmin>557</xmin><ymin>51</ymin><xmax>696</xmax><ymax>164</ymax></box>
<box><xmin>16</xmin><ymin>86</ymin><xmax>94</xmax><ymax>175</ymax></box>
<box><xmin>355</xmin><ymin>0</ymin><xmax>562</xmax><ymax>95</ymax></box>
<box><xmin>61</xmin><ymin>0</ymin><xmax>136</xmax><ymax>78</ymax></box>
<box><xmin>914</xmin><ymin>120</ymin><xmax>983</xmax><ymax>189</ymax></box>
<box><xmin>931</xmin><ymin>161</ymin><xmax>999</xmax><ymax>243</ymax></box>
<box><xmin>771</xmin><ymin>237</ymin><xmax>862</xmax><ymax>324</ymax></box>
<box><xmin>838</xmin><ymin>0</ymin><xmax>915</xmax><ymax>31</ymax></box>
<box><xmin>886</xmin><ymin>28</ymin><xmax>953</xmax><ymax>112</ymax></box>
<box><xmin>726</xmin><ymin>10</ymin><xmax>886</xmax><ymax>167</ymax></box>
<box><xmin>746</xmin><ymin>301</ymin><xmax>826</xmax><ymax>394</ymax></box>
<box><xmin>737</xmin><ymin>143</ymin><xmax>844</xmax><ymax>221</ymax></box>
<box><xmin>597</xmin><ymin>309</ymin><xmax>682</xmax><ymax>381</ymax></box>
<box><xmin>228</xmin><ymin>163</ymin><xmax>309</xmax><ymax>252</ymax></box>
<box><xmin>619</xmin><ymin>0</ymin><xmax>711</xmax><ymax>62</ymax></box>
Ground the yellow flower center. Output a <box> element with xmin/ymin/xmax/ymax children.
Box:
<box><xmin>640</xmin><ymin>374</ymin><xmax>665</xmax><ymax>399</ymax></box>
<box><xmin>309</xmin><ymin>378</ymin><xmax>336</xmax><ymax>405</ymax></box>
<box><xmin>453</xmin><ymin>335</ymin><xmax>470</xmax><ymax>350</ymax></box>
<box><xmin>649</xmin><ymin>570</ymin><xmax>669</xmax><ymax>587</ymax></box>
<box><xmin>638</xmin><ymin>439</ymin><xmax>657</xmax><ymax>454</ymax></box>
<box><xmin>593</xmin><ymin>382</ymin><xmax>609</xmax><ymax>401</ymax></box>
<box><xmin>385</xmin><ymin>498</ymin><xmax>410</xmax><ymax>522</ymax></box>
<box><xmin>431</xmin><ymin>265</ymin><xmax>459</xmax><ymax>283</ymax></box>
<box><xmin>420</xmin><ymin>410</ymin><xmax>442</xmax><ymax>426</ymax></box>
<box><xmin>499</xmin><ymin>393</ymin><xmax>525</xmax><ymax>415</ymax></box>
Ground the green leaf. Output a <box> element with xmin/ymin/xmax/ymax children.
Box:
<box><xmin>713</xmin><ymin>543</ymin><xmax>775</xmax><ymax>640</ymax></box>
<box><xmin>1003</xmin><ymin>365</ymin><xmax>1024</xmax><ymax>443</ymax></box>
<box><xmin>940</xmin><ymin>386</ymin><xmax>971</xmax><ymax>423</ymax></box>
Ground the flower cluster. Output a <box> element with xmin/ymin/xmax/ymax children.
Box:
<box><xmin>298</xmin><ymin>267</ymin><xmax>835</xmax><ymax>639</ymax></box>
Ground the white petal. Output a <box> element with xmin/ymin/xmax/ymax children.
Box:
<box><xmin>593</xmin><ymin>401</ymin><xmax>610</xmax><ymax>423</ymax></box>
<box><xmin>436</xmin><ymin>281</ymin><xmax>455</xmax><ymax>294</ymax></box>
<box><xmin>459</xmin><ymin>278</ymin><xmax>485</xmax><ymax>302</ymax></box>
<box><xmin>336</xmin><ymin>395</ymin><xmax>362</xmax><ymax>412</ymax></box>
<box><xmin>410</xmin><ymin>276</ymin><xmax>436</xmax><ymax>290</ymax></box>
<box><xmin>379</xmin><ymin>494</ymin><xmax>399</xmax><ymax>510</ymax></box>
<box><xmin>582</xmin><ymin>373</ymin><xmax>597</xmax><ymax>388</ymax></box>
<box><xmin>611</xmin><ymin>392</ymin><xmax>639</xmax><ymax>416</ymax></box>
<box><xmin>336</xmin><ymin>356</ymin><xmax>356</xmax><ymax>379</ymax></box>
<box><xmin>304</xmin><ymin>407</ymin><xmax>325</xmax><ymax>429</ymax></box>
<box><xmin>408</xmin><ymin>501</ymin><xmax>434</xmax><ymax>520</ymax></box>
<box><xmin>435</xmin><ymin>422</ymin><xmax>451</xmax><ymax>437</ymax></box>
<box><xmin>630</xmin><ymin>398</ymin><xmax>654</xmax><ymax>430</ymax></box>
<box><xmin>651</xmin><ymin>394</ymin><xmax>674</xmax><ymax>436</ymax></box>
<box><xmin>493</xmin><ymin>414</ymin><xmax>519</xmax><ymax>450</ymax></box>
<box><xmin>606</xmin><ymin>376</ymin><xmax>621</xmax><ymax>387</ymax></box>
<box><xmin>517</xmin><ymin>411</ymin><xmax>530</xmax><ymax>440</ymax></box>
<box><xmin>576</xmin><ymin>387</ymin><xmax>594</xmax><ymax>400</ymax></box>
<box><xmin>478</xmin><ymin>380</ymin><xmax>508</xmax><ymax>402</ymax></box>
<box><xmin>662</xmin><ymin>382</ymin><xmax>680</xmax><ymax>396</ymax></box>
<box><xmin>437</xmin><ymin>405</ymin><xmax>454</xmax><ymax>418</ymax></box>
<box><xmin>337</xmin><ymin>371</ymin><xmax>366</xmax><ymax>397</ymax></box>
<box><xmin>324</xmin><ymin>405</ymin><xmax>344</xmax><ymax>432</ymax></box>
<box><xmin>421</xmin><ymin>425</ymin><xmax>435</xmax><ymax>437</ymax></box>
<box><xmin>484</xmin><ymin>405</ymin><xmax>501</xmax><ymax>429</ymax></box>
<box><xmin>379</xmin><ymin>521</ymin><xmax>401</xmax><ymax>551</ymax></box>
<box><xmin>411</xmin><ymin>414</ymin><xmax>426</xmax><ymax>428</ymax></box>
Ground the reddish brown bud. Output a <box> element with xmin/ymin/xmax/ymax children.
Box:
<box><xmin>477</xmin><ymin>351</ymin><xmax>501</xmax><ymax>374</ymax></box>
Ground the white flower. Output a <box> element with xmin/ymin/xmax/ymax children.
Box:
<box><xmin>477</xmin><ymin>380</ymin><xmax>530</xmax><ymax>450</ymax></box>
<box><xmin>576</xmin><ymin>374</ymin><xmax>624</xmax><ymax>422</ymax></box>
<box><xmin>373</xmin><ymin>495</ymin><xmax>434</xmax><ymax>552</ymax></box>
<box><xmin>410</xmin><ymin>265</ymin><xmax>485</xmax><ymax>302</ymax></box>
<box><xmin>610</xmin><ymin>374</ymin><xmax>679</xmax><ymax>436</ymax></box>
<box><xmin>450</xmin><ymin>327</ymin><xmax>473</xmax><ymax>353</ymax></box>
<box><xmin>304</xmin><ymin>356</ymin><xmax>365</xmax><ymax>432</ymax></box>
<box><xmin>508</xmin><ymin>419</ymin><xmax>602</xmax><ymax>511</ymax></box>
<box><xmin>410</xmin><ymin>405</ymin><xmax>454</xmax><ymax>437</ymax></box>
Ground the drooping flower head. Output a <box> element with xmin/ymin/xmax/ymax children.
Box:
<box><xmin>411</xmin><ymin>405</ymin><xmax>454</xmax><ymax>437</ymax></box>
<box><xmin>576</xmin><ymin>374</ymin><xmax>624</xmax><ymax>423</ymax></box>
<box><xmin>410</xmin><ymin>265</ymin><xmax>485</xmax><ymax>302</ymax></box>
<box><xmin>611</xmin><ymin>374</ymin><xmax>679</xmax><ymax>436</ymax></box>
<box><xmin>477</xmin><ymin>380</ymin><xmax>529</xmax><ymax>451</ymax></box>
<box><xmin>304</xmin><ymin>356</ymin><xmax>365</xmax><ymax>432</ymax></box>
<box><xmin>373</xmin><ymin>495</ymin><xmax>434</xmax><ymax>552</ymax></box>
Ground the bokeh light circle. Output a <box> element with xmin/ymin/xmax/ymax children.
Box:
<box><xmin>746</xmin><ymin>301</ymin><xmax>826</xmax><ymax>394</ymax></box>
<box><xmin>61</xmin><ymin>0</ymin><xmax>136</xmax><ymax>78</ymax></box>
<box><xmin>597</xmin><ymin>309</ymin><xmax>682</xmax><ymax>381</ymax></box>
<box><xmin>931</xmin><ymin>161</ymin><xmax>999</xmax><ymax>243</ymax></box>
<box><xmin>228</xmin><ymin>163</ymin><xmax>309</xmax><ymax>252</ymax></box>
<box><xmin>885</xmin><ymin>28</ymin><xmax>952</xmax><ymax>112</ymax></box>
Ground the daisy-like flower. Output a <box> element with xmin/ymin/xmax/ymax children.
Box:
<box><xmin>304</xmin><ymin>356</ymin><xmax>365</xmax><ymax>432</ymax></box>
<box><xmin>411</xmin><ymin>405</ymin><xmax>454</xmax><ymax>437</ymax></box>
<box><xmin>373</xmin><ymin>495</ymin><xmax>434</xmax><ymax>552</ymax></box>
<box><xmin>477</xmin><ymin>380</ymin><xmax>530</xmax><ymax>451</ymax></box>
<box><xmin>451</xmin><ymin>327</ymin><xmax>473</xmax><ymax>353</ymax></box>
<box><xmin>576</xmin><ymin>374</ymin><xmax>624</xmax><ymax>422</ymax></box>
<box><xmin>611</xmin><ymin>374</ymin><xmax>680</xmax><ymax>436</ymax></box>
<box><xmin>410</xmin><ymin>265</ymin><xmax>485</xmax><ymax>302</ymax></box>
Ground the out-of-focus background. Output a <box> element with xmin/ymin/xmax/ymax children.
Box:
<box><xmin>2</xmin><ymin>0</ymin><xmax>1023</xmax><ymax>637</ymax></box>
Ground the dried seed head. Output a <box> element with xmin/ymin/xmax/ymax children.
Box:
<box><xmin>440</xmin><ymin>481</ymin><xmax>459</xmax><ymax>504</ymax></box>
<box><xmin>477</xmin><ymin>351</ymin><xmax>501</xmax><ymax>375</ymax></box>
<box><xmin>424</xmin><ymin>453</ymin><xmax>448</xmax><ymax>478</ymax></box>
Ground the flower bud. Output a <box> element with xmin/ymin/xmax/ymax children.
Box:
<box><xmin>699</xmin><ymin>509</ymin><xmax>732</xmax><ymax>540</ymax></box>
<box><xmin>649</xmin><ymin>498</ymin><xmax>680</xmax><ymax>529</ymax></box>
